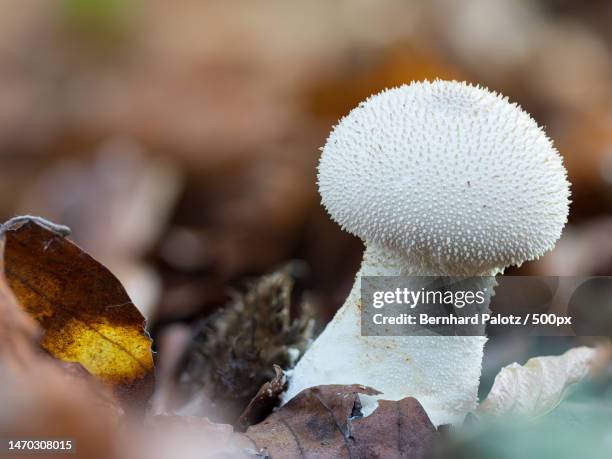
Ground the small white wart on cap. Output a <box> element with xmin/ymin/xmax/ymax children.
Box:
<box><xmin>318</xmin><ymin>80</ymin><xmax>570</xmax><ymax>274</ymax></box>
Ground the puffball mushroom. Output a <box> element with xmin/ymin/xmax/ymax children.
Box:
<box><xmin>283</xmin><ymin>80</ymin><xmax>570</xmax><ymax>426</ymax></box>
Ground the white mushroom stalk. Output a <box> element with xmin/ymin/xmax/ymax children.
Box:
<box><xmin>283</xmin><ymin>80</ymin><xmax>570</xmax><ymax>426</ymax></box>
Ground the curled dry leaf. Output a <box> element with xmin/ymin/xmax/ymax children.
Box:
<box><xmin>241</xmin><ymin>385</ymin><xmax>438</xmax><ymax>459</ymax></box>
<box><xmin>236</xmin><ymin>364</ymin><xmax>287</xmax><ymax>432</ymax></box>
<box><xmin>478</xmin><ymin>346</ymin><xmax>603</xmax><ymax>418</ymax></box>
<box><xmin>0</xmin><ymin>218</ymin><xmax>154</xmax><ymax>407</ymax></box>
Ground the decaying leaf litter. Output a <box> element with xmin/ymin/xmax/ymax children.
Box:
<box><xmin>1</xmin><ymin>216</ymin><xmax>609</xmax><ymax>459</ymax></box>
<box><xmin>0</xmin><ymin>217</ymin><xmax>440</xmax><ymax>458</ymax></box>
<box><xmin>3</xmin><ymin>2</ymin><xmax>612</xmax><ymax>457</ymax></box>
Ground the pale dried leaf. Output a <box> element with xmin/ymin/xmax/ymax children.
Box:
<box><xmin>478</xmin><ymin>346</ymin><xmax>601</xmax><ymax>418</ymax></box>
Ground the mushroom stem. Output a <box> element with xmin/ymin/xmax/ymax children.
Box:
<box><xmin>283</xmin><ymin>243</ymin><xmax>492</xmax><ymax>426</ymax></box>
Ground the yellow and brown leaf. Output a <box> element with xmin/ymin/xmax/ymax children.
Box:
<box><xmin>0</xmin><ymin>219</ymin><xmax>154</xmax><ymax>406</ymax></box>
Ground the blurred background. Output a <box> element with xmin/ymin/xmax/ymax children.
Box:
<box><xmin>2</xmin><ymin>0</ymin><xmax>612</xmax><ymax>405</ymax></box>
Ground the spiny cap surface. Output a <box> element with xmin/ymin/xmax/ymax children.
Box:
<box><xmin>318</xmin><ymin>80</ymin><xmax>570</xmax><ymax>273</ymax></box>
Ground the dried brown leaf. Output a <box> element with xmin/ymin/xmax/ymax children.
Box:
<box><xmin>237</xmin><ymin>364</ymin><xmax>287</xmax><ymax>432</ymax></box>
<box><xmin>141</xmin><ymin>384</ymin><xmax>438</xmax><ymax>458</ymax></box>
<box><xmin>243</xmin><ymin>385</ymin><xmax>438</xmax><ymax>459</ymax></box>
<box><xmin>1</xmin><ymin>218</ymin><xmax>154</xmax><ymax>407</ymax></box>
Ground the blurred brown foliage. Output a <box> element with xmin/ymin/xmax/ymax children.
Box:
<box><xmin>2</xmin><ymin>2</ymin><xmax>612</xmax><ymax>329</ymax></box>
<box><xmin>0</xmin><ymin>0</ymin><xmax>610</xmax><ymax>379</ymax></box>
<box><xmin>1</xmin><ymin>1</ymin><xmax>612</xmax><ymax>456</ymax></box>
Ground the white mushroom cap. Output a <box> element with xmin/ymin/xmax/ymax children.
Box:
<box><xmin>318</xmin><ymin>80</ymin><xmax>570</xmax><ymax>274</ymax></box>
